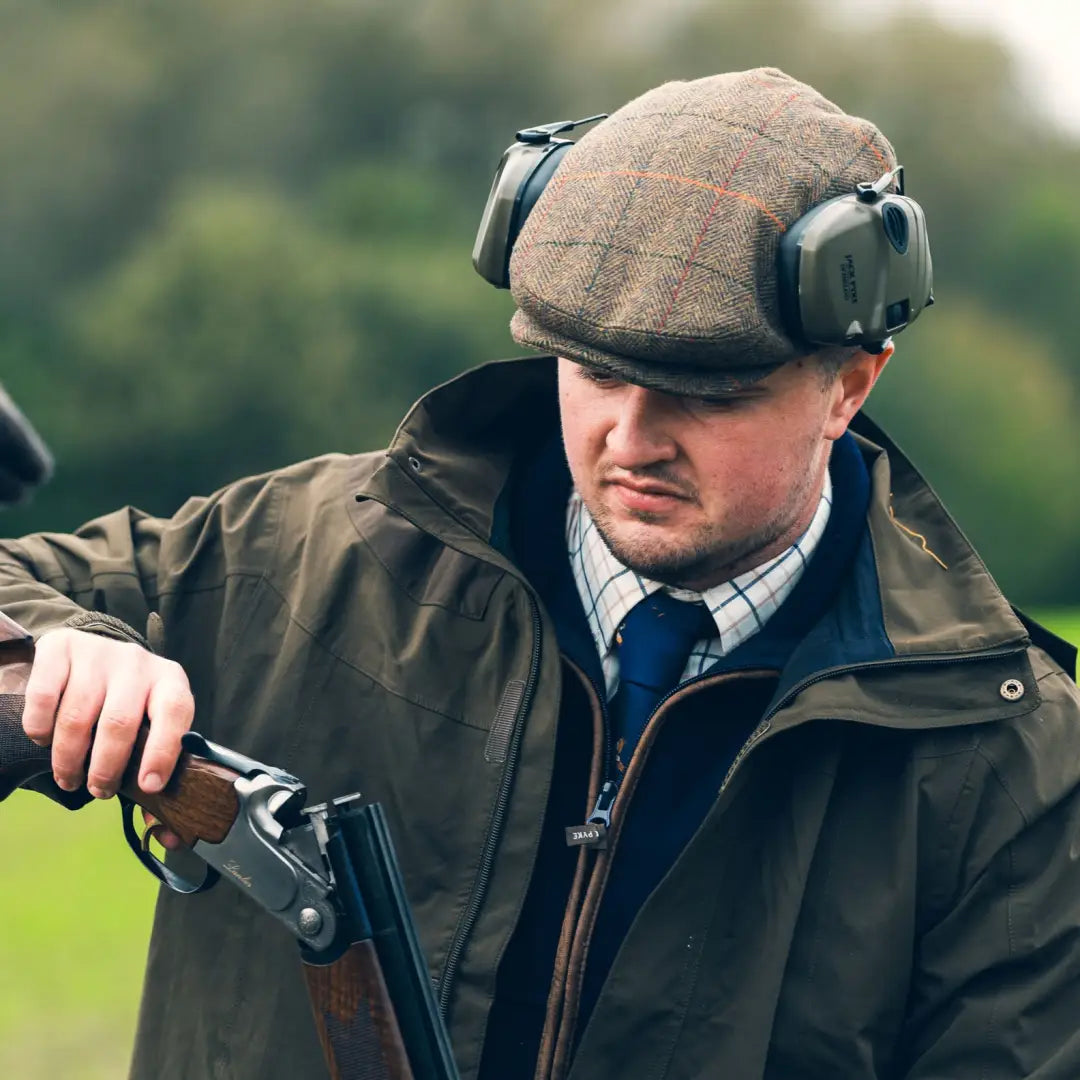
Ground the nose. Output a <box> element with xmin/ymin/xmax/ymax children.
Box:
<box><xmin>605</xmin><ymin>385</ymin><xmax>678</xmax><ymax>468</ymax></box>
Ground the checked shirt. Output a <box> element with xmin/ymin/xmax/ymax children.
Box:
<box><xmin>567</xmin><ymin>472</ymin><xmax>833</xmax><ymax>699</ymax></box>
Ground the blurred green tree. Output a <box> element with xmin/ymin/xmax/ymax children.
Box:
<box><xmin>5</xmin><ymin>178</ymin><xmax>514</xmax><ymax>527</ymax></box>
<box><xmin>981</xmin><ymin>177</ymin><xmax>1080</xmax><ymax>389</ymax></box>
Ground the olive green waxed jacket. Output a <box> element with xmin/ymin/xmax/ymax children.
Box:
<box><xmin>2</xmin><ymin>356</ymin><xmax>1079</xmax><ymax>1080</ymax></box>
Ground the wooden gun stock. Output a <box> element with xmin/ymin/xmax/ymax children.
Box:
<box><xmin>304</xmin><ymin>940</ymin><xmax>416</xmax><ymax>1080</ymax></box>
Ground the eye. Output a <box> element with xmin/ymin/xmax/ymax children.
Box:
<box><xmin>576</xmin><ymin>366</ymin><xmax>621</xmax><ymax>388</ymax></box>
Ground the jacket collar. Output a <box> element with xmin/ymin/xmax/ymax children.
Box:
<box><xmin>350</xmin><ymin>357</ymin><xmax>557</xmax><ymax>566</ymax></box>
<box><xmin>851</xmin><ymin>411</ymin><xmax>1028</xmax><ymax>658</ymax></box>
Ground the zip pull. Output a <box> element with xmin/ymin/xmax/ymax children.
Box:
<box><xmin>565</xmin><ymin>780</ymin><xmax>619</xmax><ymax>849</ymax></box>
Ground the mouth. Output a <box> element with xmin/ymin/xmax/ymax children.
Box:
<box><xmin>604</xmin><ymin>476</ymin><xmax>692</xmax><ymax>514</ymax></box>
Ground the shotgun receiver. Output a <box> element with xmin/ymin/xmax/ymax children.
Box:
<box><xmin>0</xmin><ymin>611</ymin><xmax>459</xmax><ymax>1080</ymax></box>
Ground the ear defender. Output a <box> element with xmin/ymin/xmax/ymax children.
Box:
<box><xmin>474</xmin><ymin>121</ymin><xmax>934</xmax><ymax>350</ymax></box>
<box><xmin>776</xmin><ymin>167</ymin><xmax>934</xmax><ymax>352</ymax></box>
<box><xmin>472</xmin><ymin>115</ymin><xmax>607</xmax><ymax>289</ymax></box>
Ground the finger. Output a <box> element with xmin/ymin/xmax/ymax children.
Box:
<box><xmin>139</xmin><ymin>664</ymin><xmax>194</xmax><ymax>794</ymax></box>
<box><xmin>50</xmin><ymin>671</ymin><xmax>109</xmax><ymax>792</ymax></box>
<box><xmin>85</xmin><ymin>678</ymin><xmax>153</xmax><ymax>799</ymax></box>
<box><xmin>141</xmin><ymin>811</ymin><xmax>181</xmax><ymax>852</ymax></box>
<box><xmin>21</xmin><ymin>632</ymin><xmax>72</xmax><ymax>744</ymax></box>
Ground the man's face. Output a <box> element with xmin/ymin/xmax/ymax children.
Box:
<box><xmin>557</xmin><ymin>352</ymin><xmax>886</xmax><ymax>590</ymax></box>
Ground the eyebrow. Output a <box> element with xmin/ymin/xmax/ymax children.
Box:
<box><xmin>690</xmin><ymin>385</ymin><xmax>771</xmax><ymax>402</ymax></box>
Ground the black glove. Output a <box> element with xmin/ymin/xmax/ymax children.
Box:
<box><xmin>0</xmin><ymin>385</ymin><xmax>52</xmax><ymax>504</ymax></box>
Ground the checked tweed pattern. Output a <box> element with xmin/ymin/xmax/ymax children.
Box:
<box><xmin>567</xmin><ymin>470</ymin><xmax>832</xmax><ymax>700</ymax></box>
<box><xmin>510</xmin><ymin>68</ymin><xmax>898</xmax><ymax>396</ymax></box>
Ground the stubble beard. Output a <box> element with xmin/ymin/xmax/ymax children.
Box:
<box><xmin>585</xmin><ymin>467</ymin><xmax>823</xmax><ymax>591</ymax></box>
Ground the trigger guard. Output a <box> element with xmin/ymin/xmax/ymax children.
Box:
<box><xmin>119</xmin><ymin>795</ymin><xmax>219</xmax><ymax>895</ymax></box>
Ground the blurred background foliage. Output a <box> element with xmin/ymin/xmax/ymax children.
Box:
<box><xmin>0</xmin><ymin>0</ymin><xmax>1077</xmax><ymax>605</ymax></box>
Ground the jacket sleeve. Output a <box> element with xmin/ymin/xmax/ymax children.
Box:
<box><xmin>0</xmin><ymin>505</ymin><xmax>173</xmax><ymax>643</ymax></box>
<box><xmin>900</xmin><ymin>660</ymin><xmax>1080</xmax><ymax>1078</ymax></box>
<box><xmin>0</xmin><ymin>470</ymin><xmax>288</xmax><ymax>808</ymax></box>
<box><xmin>0</xmin><ymin>455</ymin><xmax>287</xmax><ymax>642</ymax></box>
<box><xmin>0</xmin><ymin>505</ymin><xmax>180</xmax><ymax>807</ymax></box>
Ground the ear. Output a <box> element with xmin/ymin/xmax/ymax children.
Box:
<box><xmin>823</xmin><ymin>342</ymin><xmax>893</xmax><ymax>440</ymax></box>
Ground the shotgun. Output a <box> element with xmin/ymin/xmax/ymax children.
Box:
<box><xmin>0</xmin><ymin>611</ymin><xmax>459</xmax><ymax>1080</ymax></box>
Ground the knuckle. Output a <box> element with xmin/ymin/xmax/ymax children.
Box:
<box><xmin>54</xmin><ymin>701</ymin><xmax>94</xmax><ymax>734</ymax></box>
<box><xmin>23</xmin><ymin>685</ymin><xmax>58</xmax><ymax>716</ymax></box>
<box><xmin>151</xmin><ymin>663</ymin><xmax>194</xmax><ymax>711</ymax></box>
<box><xmin>157</xmin><ymin>657</ymin><xmax>191</xmax><ymax>686</ymax></box>
<box><xmin>34</xmin><ymin>627</ymin><xmax>72</xmax><ymax>655</ymax></box>
<box><xmin>113</xmin><ymin>642</ymin><xmax>149</xmax><ymax>674</ymax></box>
<box><xmin>75</xmin><ymin>632</ymin><xmax>142</xmax><ymax>667</ymax></box>
<box><xmin>122</xmin><ymin>639</ymin><xmax>152</xmax><ymax>665</ymax></box>
<box><xmin>96</xmin><ymin>710</ymin><xmax>138</xmax><ymax>736</ymax></box>
<box><xmin>157</xmin><ymin>685</ymin><xmax>194</xmax><ymax>717</ymax></box>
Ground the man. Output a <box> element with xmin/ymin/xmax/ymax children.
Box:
<box><xmin>5</xmin><ymin>69</ymin><xmax>1080</xmax><ymax>1079</ymax></box>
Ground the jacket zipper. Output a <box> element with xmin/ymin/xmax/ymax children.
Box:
<box><xmin>578</xmin><ymin>665</ymin><xmax>749</xmax><ymax>845</ymax></box>
<box><xmin>533</xmin><ymin>659</ymin><xmax>608</xmax><ymax>1080</ymax></box>
<box><xmin>547</xmin><ymin>670</ymin><xmax>776</xmax><ymax>1080</ymax></box>
<box><xmin>436</xmin><ymin>595</ymin><xmax>543</xmax><ymax>1016</ymax></box>
<box><xmin>585</xmin><ymin>780</ymin><xmax>617</xmax><ymax>829</ymax></box>
<box><xmin>568</xmin><ymin>666</ymin><xmax>615</xmax><ymax>846</ymax></box>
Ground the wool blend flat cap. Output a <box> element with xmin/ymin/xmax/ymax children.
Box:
<box><xmin>509</xmin><ymin>67</ymin><xmax>897</xmax><ymax>394</ymax></box>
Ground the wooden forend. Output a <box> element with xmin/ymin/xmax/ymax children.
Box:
<box><xmin>303</xmin><ymin>939</ymin><xmax>416</xmax><ymax>1080</ymax></box>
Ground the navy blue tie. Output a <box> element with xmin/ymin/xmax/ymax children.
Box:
<box><xmin>611</xmin><ymin>591</ymin><xmax>715</xmax><ymax>773</ymax></box>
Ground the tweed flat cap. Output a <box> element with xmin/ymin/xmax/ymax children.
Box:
<box><xmin>509</xmin><ymin>67</ymin><xmax>897</xmax><ymax>394</ymax></box>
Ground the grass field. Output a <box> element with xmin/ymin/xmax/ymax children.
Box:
<box><xmin>0</xmin><ymin>793</ymin><xmax>156</xmax><ymax>1080</ymax></box>
<box><xmin>2</xmin><ymin>612</ymin><xmax>1078</xmax><ymax>1079</ymax></box>
<box><xmin>1045</xmin><ymin>609</ymin><xmax>1080</xmax><ymax>648</ymax></box>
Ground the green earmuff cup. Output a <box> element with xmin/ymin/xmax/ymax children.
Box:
<box><xmin>776</xmin><ymin>184</ymin><xmax>933</xmax><ymax>352</ymax></box>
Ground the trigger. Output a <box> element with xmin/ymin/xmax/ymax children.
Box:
<box><xmin>141</xmin><ymin>820</ymin><xmax>168</xmax><ymax>854</ymax></box>
<box><xmin>119</xmin><ymin>794</ymin><xmax>219</xmax><ymax>895</ymax></box>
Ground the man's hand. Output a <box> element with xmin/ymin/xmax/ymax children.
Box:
<box><xmin>21</xmin><ymin>628</ymin><xmax>194</xmax><ymax>845</ymax></box>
